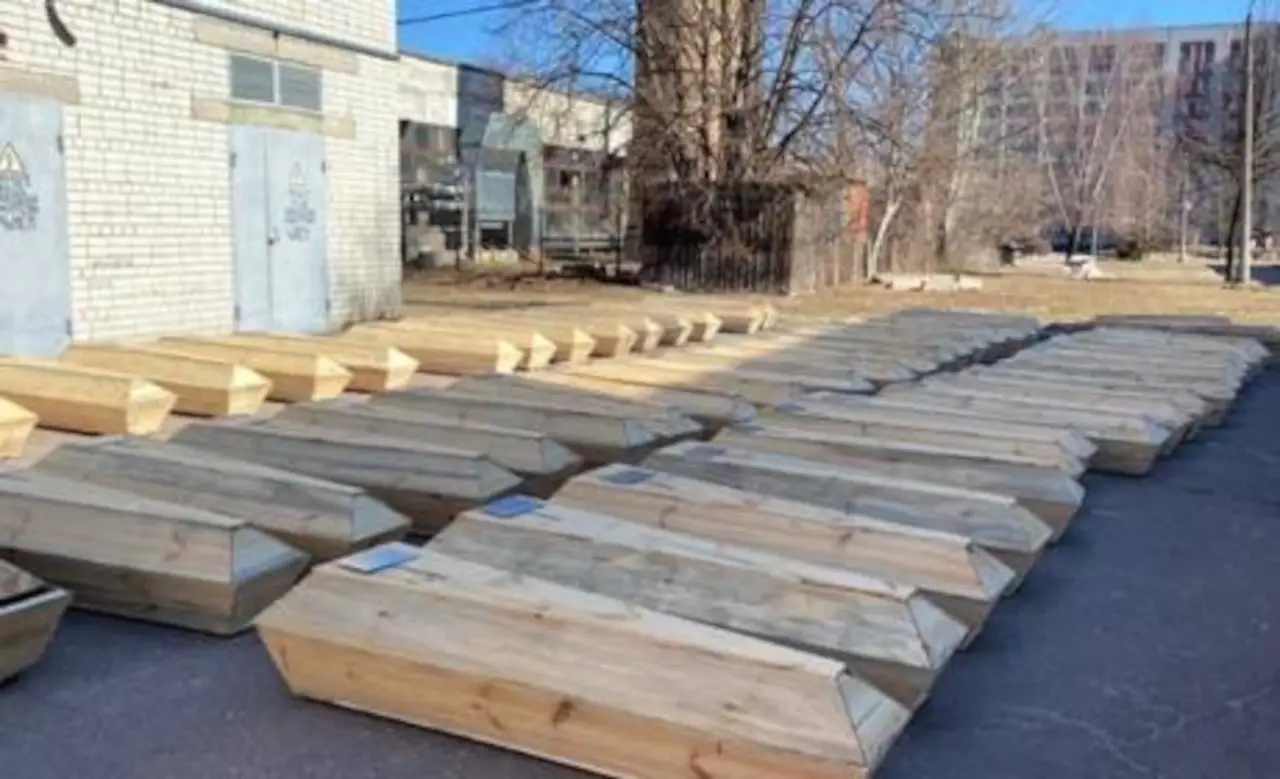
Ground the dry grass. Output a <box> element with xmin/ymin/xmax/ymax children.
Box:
<box><xmin>400</xmin><ymin>262</ymin><xmax>1280</xmax><ymax>325</ymax></box>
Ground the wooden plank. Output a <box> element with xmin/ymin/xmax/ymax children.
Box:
<box><xmin>785</xmin><ymin>393</ymin><xmax>1099</xmax><ymax>464</ymax></box>
<box><xmin>0</xmin><ymin>397</ymin><xmax>37</xmax><ymax>459</ymax></box>
<box><xmin>271</xmin><ymin>400</ymin><xmax>585</xmax><ymax>496</ymax></box>
<box><xmin>439</xmin><ymin>496</ymin><xmax>967</xmax><ymax>709</ymax></box>
<box><xmin>559</xmin><ymin>358</ymin><xmax>875</xmax><ymax>406</ymax></box>
<box><xmin>0</xmin><ymin>559</ymin><xmax>70</xmax><ymax>684</ymax></box>
<box><xmin>716</xmin><ymin>424</ymin><xmax>1086</xmax><ymax>540</ymax></box>
<box><xmin>643</xmin><ymin>442</ymin><xmax>1054</xmax><ymax>581</ymax></box>
<box><xmin>60</xmin><ymin>342</ymin><xmax>272</xmax><ymax>417</ymax></box>
<box><xmin>0</xmin><ymin>471</ymin><xmax>309</xmax><ymax>634</ymax></box>
<box><xmin>748</xmin><ymin>409</ymin><xmax>1086</xmax><ymax>476</ymax></box>
<box><xmin>0</xmin><ymin>358</ymin><xmax>176</xmax><ymax>436</ymax></box>
<box><xmin>258</xmin><ymin>543</ymin><xmax>905</xmax><ymax>779</ymax></box>
<box><xmin>853</xmin><ymin>390</ymin><xmax>1172</xmax><ymax>475</ymax></box>
<box><xmin>225</xmin><ymin>334</ymin><xmax>419</xmax><ymax>392</ymax></box>
<box><xmin>378</xmin><ymin>320</ymin><xmax>559</xmax><ymax>369</ymax></box>
<box><xmin>553</xmin><ymin>464</ymin><xmax>1016</xmax><ymax>632</ymax></box>
<box><xmin>156</xmin><ymin>337</ymin><xmax>353</xmax><ymax>402</ymax></box>
<box><xmin>167</xmin><ymin>420</ymin><xmax>522</xmax><ymax>536</ymax></box>
<box><xmin>338</xmin><ymin>327</ymin><xmax>525</xmax><ymax>375</ymax></box>
<box><xmin>470</xmin><ymin>372</ymin><xmax>757</xmax><ymax>432</ymax></box>
<box><xmin>368</xmin><ymin>387</ymin><xmax>695</xmax><ymax>466</ymax></box>
<box><xmin>33</xmin><ymin>436</ymin><xmax>412</xmax><ymax>561</ymax></box>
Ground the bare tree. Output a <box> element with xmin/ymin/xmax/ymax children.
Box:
<box><xmin>1176</xmin><ymin>6</ymin><xmax>1280</xmax><ymax>281</ymax></box>
<box><xmin>1020</xmin><ymin>31</ymin><xmax>1167</xmax><ymax>263</ymax></box>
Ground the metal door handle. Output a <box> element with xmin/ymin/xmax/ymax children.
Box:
<box><xmin>268</xmin><ymin>231</ymin><xmax>279</xmax><ymax>246</ymax></box>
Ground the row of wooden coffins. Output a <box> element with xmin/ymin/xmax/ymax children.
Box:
<box><xmin>0</xmin><ymin>303</ymin><xmax>999</xmax><ymax>685</ymax></box>
<box><xmin>1</xmin><ymin>309</ymin><xmax>1269</xmax><ymax>779</ymax></box>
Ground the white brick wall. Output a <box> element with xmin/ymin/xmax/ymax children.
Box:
<box><xmin>399</xmin><ymin>56</ymin><xmax>459</xmax><ymax>128</ymax></box>
<box><xmin>0</xmin><ymin>0</ymin><xmax>400</xmax><ymax>340</ymax></box>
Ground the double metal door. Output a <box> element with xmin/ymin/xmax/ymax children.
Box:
<box><xmin>230</xmin><ymin>126</ymin><xmax>329</xmax><ymax>333</ymax></box>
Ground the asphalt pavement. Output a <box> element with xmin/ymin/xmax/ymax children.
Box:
<box><xmin>1</xmin><ymin>370</ymin><xmax>1278</xmax><ymax>779</ymax></box>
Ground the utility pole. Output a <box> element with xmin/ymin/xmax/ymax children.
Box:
<box><xmin>1241</xmin><ymin>2</ymin><xmax>1256</xmax><ymax>284</ymax></box>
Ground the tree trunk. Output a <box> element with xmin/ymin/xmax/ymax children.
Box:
<box><xmin>1224</xmin><ymin>185</ymin><xmax>1243</xmax><ymax>282</ymax></box>
<box><xmin>867</xmin><ymin>198</ymin><xmax>902</xmax><ymax>278</ymax></box>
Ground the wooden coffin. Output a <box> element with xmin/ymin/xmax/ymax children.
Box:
<box><xmin>792</xmin><ymin>393</ymin><xmax>1099</xmax><ymax>464</ymax></box>
<box><xmin>368</xmin><ymin>387</ymin><xmax>696</xmax><ymax>465</ymax></box>
<box><xmin>643</xmin><ymin>442</ymin><xmax>1055</xmax><ymax>579</ymax></box>
<box><xmin>446</xmin><ymin>374</ymin><xmax>715</xmax><ymax>435</ymax></box>
<box><xmin>480</xmin><ymin>372</ymin><xmax>757</xmax><ymax>432</ymax></box>
<box><xmin>380</xmin><ymin>321</ymin><xmax>558</xmax><ymax>370</ymax></box>
<box><xmin>257</xmin><ymin>543</ymin><xmax>908</xmax><ymax>779</ymax></box>
<box><xmin>339</xmin><ymin>327</ymin><xmax>525</xmax><ymax>375</ymax></box>
<box><xmin>1082</xmin><ymin>326</ymin><xmax>1270</xmax><ymax>365</ymax></box>
<box><xmin>0</xmin><ymin>358</ymin><xmax>176</xmax><ymax>436</ymax></box>
<box><xmin>156</xmin><ymin>337</ymin><xmax>353</xmax><ymax>402</ymax></box>
<box><xmin>0</xmin><ymin>471</ymin><xmax>308</xmax><ymax>634</ymax></box>
<box><xmin>715</xmin><ymin>424</ymin><xmax>1086</xmax><ymax>540</ymax></box>
<box><xmin>559</xmin><ymin>359</ymin><xmax>874</xmax><ymax>406</ymax></box>
<box><xmin>587</xmin><ymin>306</ymin><xmax>697</xmax><ymax>345</ymax></box>
<box><xmin>929</xmin><ymin>372</ymin><xmax>1215</xmax><ymax>429</ymax></box>
<box><xmin>168</xmin><ymin>420</ymin><xmax>522</xmax><ymax>536</ymax></box>
<box><xmin>60</xmin><ymin>342</ymin><xmax>272</xmax><ymax>417</ymax></box>
<box><xmin>227</xmin><ymin>334</ymin><xmax>419</xmax><ymax>392</ymax></box>
<box><xmin>34</xmin><ymin>436</ymin><xmax>411</xmax><ymax>561</ymax></box>
<box><xmin>1064</xmin><ymin>332</ymin><xmax>1262</xmax><ymax>373</ymax></box>
<box><xmin>476</xmin><ymin>313</ymin><xmax>644</xmax><ymax>356</ymax></box>
<box><xmin>437</xmin><ymin>496</ymin><xmax>967</xmax><ymax>709</ymax></box>
<box><xmin>0</xmin><ymin>397</ymin><xmax>37</xmax><ymax>459</ymax></box>
<box><xmin>637</xmin><ymin>300</ymin><xmax>766</xmax><ymax>334</ymax></box>
<box><xmin>271</xmin><ymin>401</ymin><xmax>584</xmax><ymax>496</ymax></box>
<box><xmin>0</xmin><ymin>559</ymin><xmax>70</xmax><ymax>684</ymax></box>
<box><xmin>691</xmin><ymin>338</ymin><xmax>934</xmax><ymax>380</ymax></box>
<box><xmin>757</xmin><ymin>406</ymin><xmax>1087</xmax><ymax>476</ymax></box>
<box><xmin>1032</xmin><ymin>338</ymin><xmax>1253</xmax><ymax>375</ymax></box>
<box><xmin>902</xmin><ymin>379</ymin><xmax>1202</xmax><ymax>442</ymax></box>
<box><xmin>853</xmin><ymin>390</ymin><xmax>1173</xmax><ymax>475</ymax></box>
<box><xmin>553</xmin><ymin>465</ymin><xmax>1016</xmax><ymax>630</ymax></box>
<box><xmin>967</xmin><ymin>365</ymin><xmax>1233</xmax><ymax>425</ymax></box>
<box><xmin>1007</xmin><ymin>349</ymin><xmax>1247</xmax><ymax>389</ymax></box>
<box><xmin>394</xmin><ymin>318</ymin><xmax>596</xmax><ymax>363</ymax></box>
<box><xmin>981</xmin><ymin>361</ymin><xmax>1238</xmax><ymax>413</ymax></box>
<box><xmin>657</xmin><ymin>347</ymin><xmax>918</xmax><ymax>388</ymax></box>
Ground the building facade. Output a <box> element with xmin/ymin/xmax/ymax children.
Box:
<box><xmin>0</xmin><ymin>0</ymin><xmax>401</xmax><ymax>356</ymax></box>
<box><xmin>397</xmin><ymin>52</ymin><xmax>630</xmax><ymax>266</ymax></box>
<box><xmin>982</xmin><ymin>22</ymin><xmax>1272</xmax><ymax>246</ymax></box>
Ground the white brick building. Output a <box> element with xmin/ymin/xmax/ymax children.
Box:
<box><xmin>0</xmin><ymin>0</ymin><xmax>402</xmax><ymax>356</ymax></box>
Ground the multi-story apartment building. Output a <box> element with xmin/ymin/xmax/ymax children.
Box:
<box><xmin>981</xmin><ymin>22</ymin><xmax>1272</xmax><ymax>247</ymax></box>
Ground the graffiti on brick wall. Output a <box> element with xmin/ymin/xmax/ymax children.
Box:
<box><xmin>285</xmin><ymin>161</ymin><xmax>316</xmax><ymax>241</ymax></box>
<box><xmin>0</xmin><ymin>143</ymin><xmax>39</xmax><ymax>232</ymax></box>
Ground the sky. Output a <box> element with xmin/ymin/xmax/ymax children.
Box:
<box><xmin>395</xmin><ymin>0</ymin><xmax>1261</xmax><ymax>66</ymax></box>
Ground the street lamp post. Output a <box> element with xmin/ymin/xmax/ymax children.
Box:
<box><xmin>1241</xmin><ymin>0</ymin><xmax>1257</xmax><ymax>284</ymax></box>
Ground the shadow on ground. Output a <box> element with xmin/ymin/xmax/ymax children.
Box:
<box><xmin>1</xmin><ymin>372</ymin><xmax>1278</xmax><ymax>779</ymax></box>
